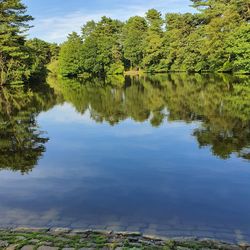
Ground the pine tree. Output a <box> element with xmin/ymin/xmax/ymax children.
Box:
<box><xmin>58</xmin><ymin>32</ymin><xmax>84</xmax><ymax>77</ymax></box>
<box><xmin>122</xmin><ymin>16</ymin><xmax>148</xmax><ymax>70</ymax></box>
<box><xmin>143</xmin><ymin>9</ymin><xmax>164</xmax><ymax>72</ymax></box>
<box><xmin>0</xmin><ymin>0</ymin><xmax>33</xmax><ymax>85</ymax></box>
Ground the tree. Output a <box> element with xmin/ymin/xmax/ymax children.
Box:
<box><xmin>143</xmin><ymin>9</ymin><xmax>164</xmax><ymax>72</ymax></box>
<box><xmin>164</xmin><ymin>13</ymin><xmax>204</xmax><ymax>72</ymax></box>
<box><xmin>0</xmin><ymin>0</ymin><xmax>33</xmax><ymax>85</ymax></box>
<box><xmin>57</xmin><ymin>1</ymin><xmax>250</xmax><ymax>76</ymax></box>
<box><xmin>25</xmin><ymin>38</ymin><xmax>52</xmax><ymax>80</ymax></box>
<box><xmin>225</xmin><ymin>24</ymin><xmax>250</xmax><ymax>73</ymax></box>
<box><xmin>122</xmin><ymin>16</ymin><xmax>148</xmax><ymax>70</ymax></box>
<box><xmin>81</xmin><ymin>17</ymin><xmax>124</xmax><ymax>76</ymax></box>
<box><xmin>82</xmin><ymin>20</ymin><xmax>96</xmax><ymax>40</ymax></box>
<box><xmin>58</xmin><ymin>32</ymin><xmax>84</xmax><ymax>77</ymax></box>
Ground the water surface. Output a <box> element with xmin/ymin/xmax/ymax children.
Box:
<box><xmin>0</xmin><ymin>74</ymin><xmax>250</xmax><ymax>243</ymax></box>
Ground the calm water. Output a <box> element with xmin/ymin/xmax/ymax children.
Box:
<box><xmin>0</xmin><ymin>74</ymin><xmax>250</xmax><ymax>243</ymax></box>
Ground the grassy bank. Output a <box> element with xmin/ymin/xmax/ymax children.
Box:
<box><xmin>0</xmin><ymin>228</ymin><xmax>248</xmax><ymax>250</ymax></box>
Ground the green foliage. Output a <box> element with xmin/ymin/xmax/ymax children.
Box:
<box><xmin>58</xmin><ymin>17</ymin><xmax>124</xmax><ymax>77</ymax></box>
<box><xmin>58</xmin><ymin>0</ymin><xmax>250</xmax><ymax>76</ymax></box>
<box><xmin>122</xmin><ymin>16</ymin><xmax>148</xmax><ymax>70</ymax></box>
<box><xmin>54</xmin><ymin>0</ymin><xmax>250</xmax><ymax>77</ymax></box>
<box><xmin>107</xmin><ymin>62</ymin><xmax>124</xmax><ymax>75</ymax></box>
<box><xmin>82</xmin><ymin>17</ymin><xmax>124</xmax><ymax>76</ymax></box>
<box><xmin>225</xmin><ymin>24</ymin><xmax>250</xmax><ymax>73</ymax></box>
<box><xmin>25</xmin><ymin>38</ymin><xmax>52</xmax><ymax>80</ymax></box>
<box><xmin>0</xmin><ymin>0</ymin><xmax>33</xmax><ymax>85</ymax></box>
<box><xmin>1</xmin><ymin>0</ymin><xmax>249</xmax><ymax>81</ymax></box>
<box><xmin>58</xmin><ymin>32</ymin><xmax>84</xmax><ymax>77</ymax></box>
<box><xmin>143</xmin><ymin>9</ymin><xmax>164</xmax><ymax>72</ymax></box>
<box><xmin>0</xmin><ymin>0</ymin><xmax>59</xmax><ymax>85</ymax></box>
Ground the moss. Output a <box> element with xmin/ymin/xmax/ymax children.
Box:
<box><xmin>0</xmin><ymin>230</ymin><xmax>243</xmax><ymax>250</ymax></box>
<box><xmin>89</xmin><ymin>233</ymin><xmax>108</xmax><ymax>248</ymax></box>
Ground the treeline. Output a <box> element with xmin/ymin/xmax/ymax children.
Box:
<box><xmin>0</xmin><ymin>0</ymin><xmax>59</xmax><ymax>85</ymax></box>
<box><xmin>59</xmin><ymin>0</ymin><xmax>250</xmax><ymax>77</ymax></box>
<box><xmin>1</xmin><ymin>0</ymin><xmax>249</xmax><ymax>85</ymax></box>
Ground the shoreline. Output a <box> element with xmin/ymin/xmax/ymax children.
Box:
<box><xmin>0</xmin><ymin>227</ymin><xmax>249</xmax><ymax>250</ymax></box>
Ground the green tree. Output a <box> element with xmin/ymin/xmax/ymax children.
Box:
<box><xmin>225</xmin><ymin>24</ymin><xmax>250</xmax><ymax>73</ymax></box>
<box><xmin>122</xmin><ymin>16</ymin><xmax>147</xmax><ymax>70</ymax></box>
<box><xmin>81</xmin><ymin>17</ymin><xmax>124</xmax><ymax>76</ymax></box>
<box><xmin>82</xmin><ymin>20</ymin><xmax>96</xmax><ymax>40</ymax></box>
<box><xmin>0</xmin><ymin>0</ymin><xmax>33</xmax><ymax>85</ymax></box>
<box><xmin>25</xmin><ymin>38</ymin><xmax>52</xmax><ymax>80</ymax></box>
<box><xmin>164</xmin><ymin>13</ymin><xmax>204</xmax><ymax>72</ymax></box>
<box><xmin>58</xmin><ymin>32</ymin><xmax>84</xmax><ymax>77</ymax></box>
<box><xmin>57</xmin><ymin>1</ymin><xmax>250</xmax><ymax>75</ymax></box>
<box><xmin>143</xmin><ymin>9</ymin><xmax>164</xmax><ymax>72</ymax></box>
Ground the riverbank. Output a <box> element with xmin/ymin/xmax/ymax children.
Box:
<box><xmin>0</xmin><ymin>228</ymin><xmax>249</xmax><ymax>250</ymax></box>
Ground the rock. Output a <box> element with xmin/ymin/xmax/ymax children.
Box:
<box><xmin>62</xmin><ymin>248</ymin><xmax>75</xmax><ymax>250</ymax></box>
<box><xmin>138</xmin><ymin>239</ymin><xmax>157</xmax><ymax>246</ymax></box>
<box><xmin>201</xmin><ymin>248</ymin><xmax>217</xmax><ymax>250</ymax></box>
<box><xmin>128</xmin><ymin>236</ymin><xmax>139</xmax><ymax>242</ymax></box>
<box><xmin>79</xmin><ymin>248</ymin><xmax>95</xmax><ymax>250</ymax></box>
<box><xmin>40</xmin><ymin>242</ymin><xmax>53</xmax><ymax>246</ymax></box>
<box><xmin>29</xmin><ymin>239</ymin><xmax>40</xmax><ymax>244</ymax></box>
<box><xmin>0</xmin><ymin>240</ymin><xmax>9</xmax><ymax>247</ymax></box>
<box><xmin>50</xmin><ymin>228</ymin><xmax>71</xmax><ymax>234</ymax></box>
<box><xmin>177</xmin><ymin>247</ymin><xmax>192</xmax><ymax>250</ymax></box>
<box><xmin>142</xmin><ymin>234</ymin><xmax>162</xmax><ymax>241</ymax></box>
<box><xmin>172</xmin><ymin>236</ymin><xmax>198</xmax><ymax>243</ymax></box>
<box><xmin>6</xmin><ymin>244</ymin><xmax>18</xmax><ymax>250</ymax></box>
<box><xmin>13</xmin><ymin>227</ymin><xmax>49</xmax><ymax>233</ymax></box>
<box><xmin>116</xmin><ymin>231</ymin><xmax>142</xmax><ymax>237</ymax></box>
<box><xmin>37</xmin><ymin>247</ymin><xmax>59</xmax><ymax>250</ymax></box>
<box><xmin>21</xmin><ymin>245</ymin><xmax>35</xmax><ymax>250</ymax></box>
<box><xmin>71</xmin><ymin>229</ymin><xmax>91</xmax><ymax>235</ymax></box>
<box><xmin>94</xmin><ymin>230</ymin><xmax>112</xmax><ymax>235</ymax></box>
<box><xmin>56</xmin><ymin>237</ymin><xmax>70</xmax><ymax>242</ymax></box>
<box><xmin>16</xmin><ymin>236</ymin><xmax>27</xmax><ymax>241</ymax></box>
<box><xmin>239</xmin><ymin>242</ymin><xmax>250</xmax><ymax>248</ymax></box>
<box><xmin>216</xmin><ymin>243</ymin><xmax>241</xmax><ymax>250</ymax></box>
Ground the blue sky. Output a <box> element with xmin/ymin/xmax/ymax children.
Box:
<box><xmin>23</xmin><ymin>0</ymin><xmax>193</xmax><ymax>43</ymax></box>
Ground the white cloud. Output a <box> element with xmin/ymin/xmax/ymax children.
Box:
<box><xmin>38</xmin><ymin>103</ymin><xmax>94</xmax><ymax>124</ymax></box>
<box><xmin>29</xmin><ymin>0</ymin><xmax>193</xmax><ymax>43</ymax></box>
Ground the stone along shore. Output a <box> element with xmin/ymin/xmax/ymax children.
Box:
<box><xmin>0</xmin><ymin>227</ymin><xmax>249</xmax><ymax>250</ymax></box>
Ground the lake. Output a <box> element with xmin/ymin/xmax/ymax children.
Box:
<box><xmin>0</xmin><ymin>74</ymin><xmax>250</xmax><ymax>243</ymax></box>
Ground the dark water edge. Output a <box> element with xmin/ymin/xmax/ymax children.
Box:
<box><xmin>0</xmin><ymin>73</ymin><xmax>250</xmax><ymax>244</ymax></box>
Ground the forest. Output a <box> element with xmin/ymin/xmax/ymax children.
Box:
<box><xmin>0</xmin><ymin>0</ymin><xmax>250</xmax><ymax>85</ymax></box>
<box><xmin>50</xmin><ymin>0</ymin><xmax>250</xmax><ymax>77</ymax></box>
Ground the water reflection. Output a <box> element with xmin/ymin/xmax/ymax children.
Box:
<box><xmin>48</xmin><ymin>73</ymin><xmax>250</xmax><ymax>161</ymax></box>
<box><xmin>1</xmin><ymin>74</ymin><xmax>250</xmax><ymax>174</ymax></box>
<box><xmin>0</xmin><ymin>74</ymin><xmax>250</xmax><ymax>242</ymax></box>
<box><xmin>0</xmin><ymin>84</ymin><xmax>58</xmax><ymax>173</ymax></box>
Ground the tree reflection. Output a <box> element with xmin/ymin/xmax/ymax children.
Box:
<box><xmin>48</xmin><ymin>73</ymin><xmax>250</xmax><ymax>161</ymax></box>
<box><xmin>0</xmin><ymin>84</ymin><xmax>57</xmax><ymax>173</ymax></box>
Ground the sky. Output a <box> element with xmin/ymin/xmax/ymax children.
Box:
<box><xmin>23</xmin><ymin>0</ymin><xmax>194</xmax><ymax>43</ymax></box>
